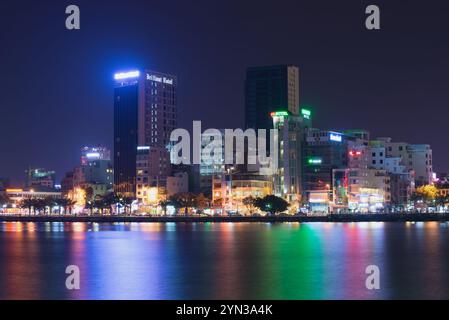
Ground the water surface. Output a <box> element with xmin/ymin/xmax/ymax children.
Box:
<box><xmin>0</xmin><ymin>221</ymin><xmax>448</xmax><ymax>299</ymax></box>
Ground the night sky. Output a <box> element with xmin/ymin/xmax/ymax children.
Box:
<box><xmin>1</xmin><ymin>0</ymin><xmax>448</xmax><ymax>185</ymax></box>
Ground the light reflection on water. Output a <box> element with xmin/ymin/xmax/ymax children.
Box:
<box><xmin>0</xmin><ymin>222</ymin><xmax>449</xmax><ymax>299</ymax></box>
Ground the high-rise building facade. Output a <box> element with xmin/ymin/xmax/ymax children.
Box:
<box><xmin>245</xmin><ymin>65</ymin><xmax>300</xmax><ymax>131</ymax></box>
<box><xmin>113</xmin><ymin>69</ymin><xmax>177</xmax><ymax>196</ymax></box>
<box><xmin>271</xmin><ymin>109</ymin><xmax>312</xmax><ymax>203</ymax></box>
<box><xmin>198</xmin><ymin>130</ymin><xmax>226</xmax><ymax>195</ymax></box>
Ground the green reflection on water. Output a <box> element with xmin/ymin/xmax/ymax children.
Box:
<box><xmin>255</xmin><ymin>223</ymin><xmax>324</xmax><ymax>299</ymax></box>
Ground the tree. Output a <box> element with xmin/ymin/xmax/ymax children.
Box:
<box><xmin>435</xmin><ymin>194</ymin><xmax>449</xmax><ymax>210</ymax></box>
<box><xmin>55</xmin><ymin>198</ymin><xmax>66</xmax><ymax>215</ymax></box>
<box><xmin>43</xmin><ymin>197</ymin><xmax>57</xmax><ymax>215</ymax></box>
<box><xmin>242</xmin><ymin>196</ymin><xmax>256</xmax><ymax>214</ymax></box>
<box><xmin>56</xmin><ymin>198</ymin><xmax>76</xmax><ymax>215</ymax></box>
<box><xmin>33</xmin><ymin>199</ymin><xmax>47</xmax><ymax>215</ymax></box>
<box><xmin>119</xmin><ymin>197</ymin><xmax>135</xmax><ymax>215</ymax></box>
<box><xmin>412</xmin><ymin>185</ymin><xmax>438</xmax><ymax>209</ymax></box>
<box><xmin>21</xmin><ymin>198</ymin><xmax>34</xmax><ymax>215</ymax></box>
<box><xmin>101</xmin><ymin>193</ymin><xmax>119</xmax><ymax>214</ymax></box>
<box><xmin>83</xmin><ymin>186</ymin><xmax>94</xmax><ymax>214</ymax></box>
<box><xmin>212</xmin><ymin>197</ymin><xmax>223</xmax><ymax>208</ymax></box>
<box><xmin>0</xmin><ymin>192</ymin><xmax>10</xmax><ymax>207</ymax></box>
<box><xmin>169</xmin><ymin>192</ymin><xmax>197</xmax><ymax>215</ymax></box>
<box><xmin>159</xmin><ymin>200</ymin><xmax>169</xmax><ymax>215</ymax></box>
<box><xmin>93</xmin><ymin>196</ymin><xmax>104</xmax><ymax>215</ymax></box>
<box><xmin>160</xmin><ymin>199</ymin><xmax>177</xmax><ymax>215</ymax></box>
<box><xmin>195</xmin><ymin>193</ymin><xmax>209</xmax><ymax>213</ymax></box>
<box><xmin>66</xmin><ymin>198</ymin><xmax>77</xmax><ymax>215</ymax></box>
<box><xmin>253</xmin><ymin>195</ymin><xmax>289</xmax><ymax>216</ymax></box>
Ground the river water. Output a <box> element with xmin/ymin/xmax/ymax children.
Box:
<box><xmin>0</xmin><ymin>221</ymin><xmax>448</xmax><ymax>299</ymax></box>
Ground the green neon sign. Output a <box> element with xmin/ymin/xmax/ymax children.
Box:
<box><xmin>271</xmin><ymin>111</ymin><xmax>289</xmax><ymax>117</ymax></box>
<box><xmin>307</xmin><ymin>158</ymin><xmax>322</xmax><ymax>165</ymax></box>
<box><xmin>301</xmin><ymin>108</ymin><xmax>311</xmax><ymax>119</ymax></box>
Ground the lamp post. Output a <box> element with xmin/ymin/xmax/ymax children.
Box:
<box><xmin>226</xmin><ymin>166</ymin><xmax>240</xmax><ymax>214</ymax></box>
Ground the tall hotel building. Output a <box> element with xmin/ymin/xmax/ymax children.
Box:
<box><xmin>245</xmin><ymin>65</ymin><xmax>300</xmax><ymax>131</ymax></box>
<box><xmin>114</xmin><ymin>69</ymin><xmax>177</xmax><ymax>195</ymax></box>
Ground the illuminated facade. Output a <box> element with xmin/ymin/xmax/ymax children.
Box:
<box><xmin>333</xmin><ymin>168</ymin><xmax>390</xmax><ymax>213</ymax></box>
<box><xmin>199</xmin><ymin>130</ymin><xmax>226</xmax><ymax>195</ymax></box>
<box><xmin>303</xmin><ymin>129</ymin><xmax>351</xmax><ymax>203</ymax></box>
<box><xmin>368</xmin><ymin>141</ymin><xmax>414</xmax><ymax>208</ymax></box>
<box><xmin>114</xmin><ymin>69</ymin><xmax>177</xmax><ymax>196</ymax></box>
<box><xmin>62</xmin><ymin>147</ymin><xmax>113</xmax><ymax>198</ymax></box>
<box><xmin>136</xmin><ymin>146</ymin><xmax>171</xmax><ymax>204</ymax></box>
<box><xmin>271</xmin><ymin>109</ymin><xmax>311</xmax><ymax>203</ymax></box>
<box><xmin>213</xmin><ymin>172</ymin><xmax>273</xmax><ymax>214</ymax></box>
<box><xmin>6</xmin><ymin>188</ymin><xmax>62</xmax><ymax>204</ymax></box>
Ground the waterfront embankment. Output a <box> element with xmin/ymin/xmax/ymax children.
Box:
<box><xmin>0</xmin><ymin>213</ymin><xmax>448</xmax><ymax>223</ymax></box>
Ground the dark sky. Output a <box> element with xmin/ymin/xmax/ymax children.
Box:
<box><xmin>1</xmin><ymin>0</ymin><xmax>448</xmax><ymax>185</ymax></box>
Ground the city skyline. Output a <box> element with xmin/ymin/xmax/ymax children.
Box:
<box><xmin>3</xmin><ymin>1</ymin><xmax>449</xmax><ymax>303</ymax></box>
<box><xmin>1</xmin><ymin>0</ymin><xmax>449</xmax><ymax>184</ymax></box>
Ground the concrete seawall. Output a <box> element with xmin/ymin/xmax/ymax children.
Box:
<box><xmin>0</xmin><ymin>214</ymin><xmax>448</xmax><ymax>223</ymax></box>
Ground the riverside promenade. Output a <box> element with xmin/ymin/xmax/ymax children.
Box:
<box><xmin>0</xmin><ymin>213</ymin><xmax>448</xmax><ymax>223</ymax></box>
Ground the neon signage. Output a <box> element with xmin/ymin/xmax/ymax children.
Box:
<box><xmin>301</xmin><ymin>108</ymin><xmax>311</xmax><ymax>119</ymax></box>
<box><xmin>270</xmin><ymin>111</ymin><xmax>289</xmax><ymax>117</ymax></box>
<box><xmin>349</xmin><ymin>150</ymin><xmax>362</xmax><ymax>157</ymax></box>
<box><xmin>114</xmin><ymin>70</ymin><xmax>140</xmax><ymax>80</ymax></box>
<box><xmin>146</xmin><ymin>73</ymin><xmax>174</xmax><ymax>85</ymax></box>
<box><xmin>307</xmin><ymin>157</ymin><xmax>322</xmax><ymax>165</ymax></box>
<box><xmin>329</xmin><ymin>133</ymin><xmax>342</xmax><ymax>142</ymax></box>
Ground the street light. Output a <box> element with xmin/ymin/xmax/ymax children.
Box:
<box><xmin>226</xmin><ymin>166</ymin><xmax>240</xmax><ymax>214</ymax></box>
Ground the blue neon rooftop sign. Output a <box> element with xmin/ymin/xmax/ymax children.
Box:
<box><xmin>114</xmin><ymin>70</ymin><xmax>140</xmax><ymax>80</ymax></box>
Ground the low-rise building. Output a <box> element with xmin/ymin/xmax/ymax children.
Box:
<box><xmin>213</xmin><ymin>172</ymin><xmax>273</xmax><ymax>214</ymax></box>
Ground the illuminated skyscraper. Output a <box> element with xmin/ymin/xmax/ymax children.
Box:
<box><xmin>271</xmin><ymin>109</ymin><xmax>311</xmax><ymax>203</ymax></box>
<box><xmin>113</xmin><ymin>69</ymin><xmax>177</xmax><ymax>195</ymax></box>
